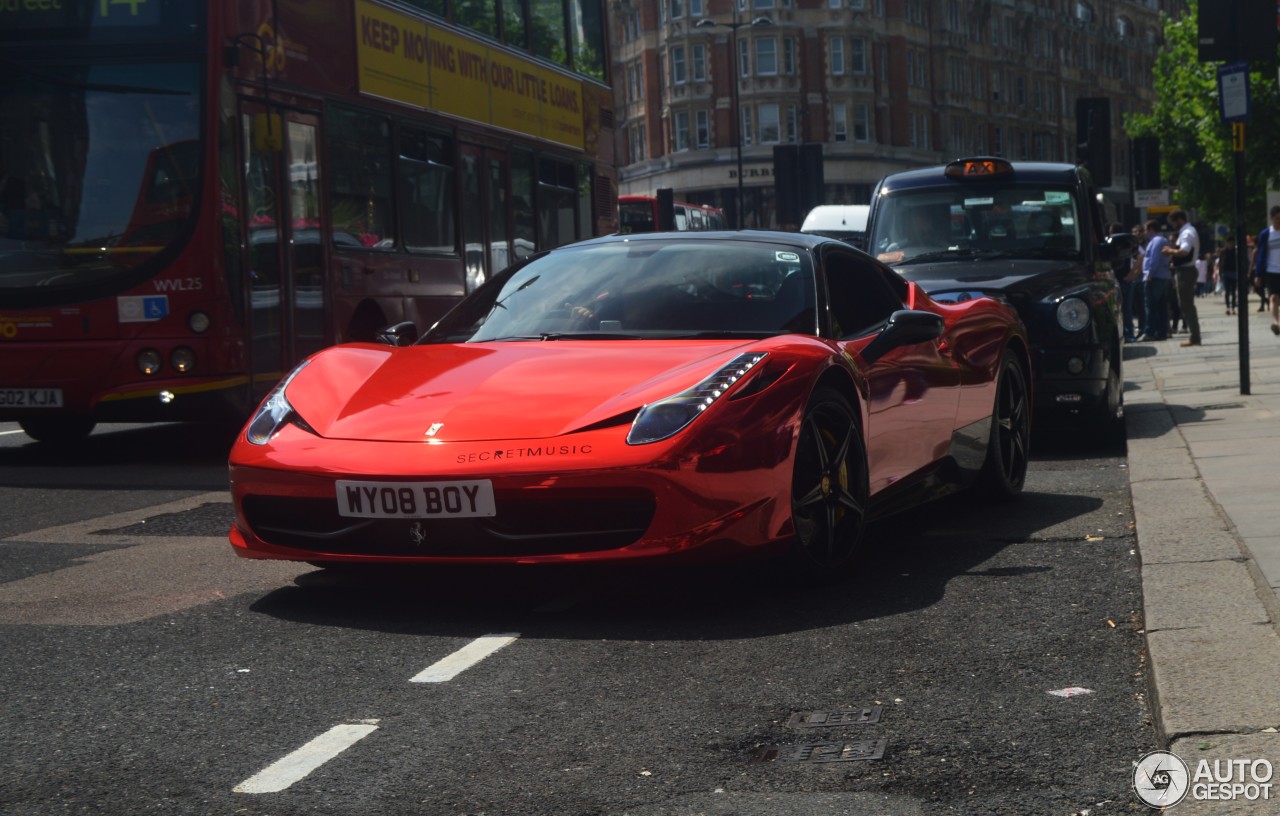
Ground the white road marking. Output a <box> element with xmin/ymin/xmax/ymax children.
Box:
<box><xmin>233</xmin><ymin>720</ymin><xmax>379</xmax><ymax>794</ymax></box>
<box><xmin>409</xmin><ymin>633</ymin><xmax>520</xmax><ymax>683</ymax></box>
<box><xmin>0</xmin><ymin>429</ymin><xmax>25</xmax><ymax>436</ymax></box>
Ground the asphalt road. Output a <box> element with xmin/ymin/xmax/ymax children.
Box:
<box><xmin>0</xmin><ymin>420</ymin><xmax>1155</xmax><ymax>815</ymax></box>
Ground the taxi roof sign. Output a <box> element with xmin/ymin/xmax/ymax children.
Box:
<box><xmin>944</xmin><ymin>157</ymin><xmax>1014</xmax><ymax>180</ymax></box>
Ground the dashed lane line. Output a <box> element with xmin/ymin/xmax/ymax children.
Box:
<box><xmin>234</xmin><ymin>720</ymin><xmax>380</xmax><ymax>794</ymax></box>
<box><xmin>409</xmin><ymin>633</ymin><xmax>520</xmax><ymax>683</ymax></box>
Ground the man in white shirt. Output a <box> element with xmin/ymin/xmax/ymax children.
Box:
<box><xmin>1164</xmin><ymin>209</ymin><xmax>1201</xmax><ymax>346</ymax></box>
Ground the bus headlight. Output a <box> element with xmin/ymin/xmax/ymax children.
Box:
<box><xmin>171</xmin><ymin>347</ymin><xmax>196</xmax><ymax>373</ymax></box>
<box><xmin>136</xmin><ymin>349</ymin><xmax>163</xmax><ymax>375</ymax></box>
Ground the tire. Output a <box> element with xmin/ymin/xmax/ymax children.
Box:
<box><xmin>19</xmin><ymin>416</ymin><xmax>96</xmax><ymax>446</ymax></box>
<box><xmin>977</xmin><ymin>350</ymin><xmax>1031</xmax><ymax>500</ymax></box>
<box><xmin>788</xmin><ymin>387</ymin><xmax>869</xmax><ymax>575</ymax></box>
<box><xmin>1092</xmin><ymin>351</ymin><xmax>1125</xmax><ymax>447</ymax></box>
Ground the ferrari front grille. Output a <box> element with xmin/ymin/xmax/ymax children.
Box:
<box><xmin>242</xmin><ymin>493</ymin><xmax>656</xmax><ymax>557</ymax></box>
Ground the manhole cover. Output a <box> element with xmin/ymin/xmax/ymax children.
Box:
<box><xmin>755</xmin><ymin>737</ymin><xmax>887</xmax><ymax>763</ymax></box>
<box><xmin>786</xmin><ymin>707</ymin><xmax>882</xmax><ymax>729</ymax></box>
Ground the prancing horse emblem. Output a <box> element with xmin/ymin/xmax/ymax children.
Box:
<box><xmin>425</xmin><ymin>422</ymin><xmax>444</xmax><ymax>437</ymax></box>
<box><xmin>409</xmin><ymin>522</ymin><xmax>428</xmax><ymax>546</ymax></box>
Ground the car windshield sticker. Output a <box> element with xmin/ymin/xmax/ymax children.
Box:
<box><xmin>776</xmin><ymin>252</ymin><xmax>800</xmax><ymax>262</ymax></box>
<box><xmin>1045</xmin><ymin>192</ymin><xmax>1071</xmax><ymax>204</ymax></box>
<box><xmin>964</xmin><ymin>197</ymin><xmax>995</xmax><ymax>207</ymax></box>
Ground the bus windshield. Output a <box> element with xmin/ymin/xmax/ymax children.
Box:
<box><xmin>0</xmin><ymin>60</ymin><xmax>203</xmax><ymax>306</ymax></box>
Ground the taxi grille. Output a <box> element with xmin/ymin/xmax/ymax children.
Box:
<box><xmin>242</xmin><ymin>493</ymin><xmax>655</xmax><ymax>557</ymax></box>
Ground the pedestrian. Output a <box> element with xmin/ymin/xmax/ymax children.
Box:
<box><xmin>1195</xmin><ymin>251</ymin><xmax>1209</xmax><ymax>297</ymax></box>
<box><xmin>1137</xmin><ymin>219</ymin><xmax>1172</xmax><ymax>342</ymax></box>
<box><xmin>1252</xmin><ymin>205</ymin><xmax>1280</xmax><ymax>335</ymax></box>
<box><xmin>1163</xmin><ymin>209</ymin><xmax>1201</xmax><ymax>346</ymax></box>
<box><xmin>1127</xmin><ymin>224</ymin><xmax>1146</xmax><ymax>339</ymax></box>
<box><xmin>1110</xmin><ymin>222</ymin><xmax>1141</xmax><ymax>341</ymax></box>
<box><xmin>1217</xmin><ymin>236</ymin><xmax>1239</xmax><ymax>315</ymax></box>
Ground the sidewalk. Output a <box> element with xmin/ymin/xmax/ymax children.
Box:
<box><xmin>1125</xmin><ymin>291</ymin><xmax>1280</xmax><ymax>812</ymax></box>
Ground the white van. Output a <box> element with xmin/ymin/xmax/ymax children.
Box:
<box><xmin>800</xmin><ymin>204</ymin><xmax>870</xmax><ymax>249</ymax></box>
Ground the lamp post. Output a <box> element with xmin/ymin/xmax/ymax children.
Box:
<box><xmin>697</xmin><ymin>13</ymin><xmax>771</xmax><ymax>229</ymax></box>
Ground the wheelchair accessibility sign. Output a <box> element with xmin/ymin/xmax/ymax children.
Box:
<box><xmin>117</xmin><ymin>295</ymin><xmax>169</xmax><ymax>323</ymax></box>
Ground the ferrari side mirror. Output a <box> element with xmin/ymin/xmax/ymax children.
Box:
<box><xmin>860</xmin><ymin>309</ymin><xmax>944</xmax><ymax>364</ymax></box>
<box><xmin>375</xmin><ymin>321</ymin><xmax>419</xmax><ymax>347</ymax></box>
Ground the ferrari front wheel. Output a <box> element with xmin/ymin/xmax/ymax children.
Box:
<box><xmin>976</xmin><ymin>349</ymin><xmax>1030</xmax><ymax>500</ymax></box>
<box><xmin>789</xmin><ymin>387</ymin><xmax>869</xmax><ymax>576</ymax></box>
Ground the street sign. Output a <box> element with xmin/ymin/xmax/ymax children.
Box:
<box><xmin>1218</xmin><ymin>61</ymin><xmax>1250</xmax><ymax>122</ymax></box>
<box><xmin>1134</xmin><ymin>189</ymin><xmax>1170</xmax><ymax>208</ymax></box>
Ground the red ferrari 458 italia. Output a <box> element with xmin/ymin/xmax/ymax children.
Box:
<box><xmin>228</xmin><ymin>231</ymin><xmax>1030</xmax><ymax>573</ymax></box>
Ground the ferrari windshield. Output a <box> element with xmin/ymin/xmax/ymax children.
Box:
<box><xmin>869</xmin><ymin>184</ymin><xmax>1082</xmax><ymax>264</ymax></box>
<box><xmin>427</xmin><ymin>239</ymin><xmax>818</xmax><ymax>342</ymax></box>
<box><xmin>0</xmin><ymin>60</ymin><xmax>202</xmax><ymax>302</ymax></box>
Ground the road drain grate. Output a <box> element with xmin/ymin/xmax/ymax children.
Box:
<box><xmin>755</xmin><ymin>737</ymin><xmax>887</xmax><ymax>763</ymax></box>
<box><xmin>786</xmin><ymin>706</ymin><xmax>882</xmax><ymax>729</ymax></box>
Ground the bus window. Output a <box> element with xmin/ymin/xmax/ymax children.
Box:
<box><xmin>328</xmin><ymin>106</ymin><xmax>393</xmax><ymax>249</ymax></box>
<box><xmin>398</xmin><ymin>126</ymin><xmax>456</xmax><ymax>254</ymax></box>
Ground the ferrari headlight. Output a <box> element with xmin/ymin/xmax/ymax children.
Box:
<box><xmin>1056</xmin><ymin>297</ymin><xmax>1090</xmax><ymax>332</ymax></box>
<box><xmin>245</xmin><ymin>360</ymin><xmax>314</xmax><ymax>445</ymax></box>
<box><xmin>627</xmin><ymin>353</ymin><xmax>767</xmax><ymax>445</ymax></box>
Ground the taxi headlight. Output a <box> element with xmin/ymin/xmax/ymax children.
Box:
<box><xmin>1056</xmin><ymin>297</ymin><xmax>1091</xmax><ymax>332</ymax></box>
<box><xmin>627</xmin><ymin>353</ymin><xmax>767</xmax><ymax>445</ymax></box>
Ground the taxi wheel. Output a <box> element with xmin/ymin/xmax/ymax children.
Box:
<box><xmin>789</xmin><ymin>388</ymin><xmax>869</xmax><ymax>576</ymax></box>
<box><xmin>19</xmin><ymin>416</ymin><xmax>96</xmax><ymax>445</ymax></box>
<box><xmin>1090</xmin><ymin>346</ymin><xmax>1125</xmax><ymax>446</ymax></box>
<box><xmin>977</xmin><ymin>349</ymin><xmax>1030</xmax><ymax>500</ymax></box>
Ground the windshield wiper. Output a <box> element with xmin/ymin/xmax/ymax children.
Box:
<box><xmin>482</xmin><ymin>331</ymin><xmax>642</xmax><ymax>341</ymax></box>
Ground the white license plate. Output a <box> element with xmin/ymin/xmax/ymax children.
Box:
<box><xmin>336</xmin><ymin>479</ymin><xmax>496</xmax><ymax>519</ymax></box>
<box><xmin>0</xmin><ymin>388</ymin><xmax>63</xmax><ymax>408</ymax></box>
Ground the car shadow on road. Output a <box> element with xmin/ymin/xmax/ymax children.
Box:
<box><xmin>248</xmin><ymin>486</ymin><xmax>1103</xmax><ymax>642</ymax></box>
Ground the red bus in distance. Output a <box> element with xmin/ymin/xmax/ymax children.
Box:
<box><xmin>618</xmin><ymin>194</ymin><xmax>726</xmax><ymax>233</ymax></box>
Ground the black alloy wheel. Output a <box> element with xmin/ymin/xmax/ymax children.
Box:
<box><xmin>978</xmin><ymin>349</ymin><xmax>1031</xmax><ymax>499</ymax></box>
<box><xmin>790</xmin><ymin>387</ymin><xmax>869</xmax><ymax>573</ymax></box>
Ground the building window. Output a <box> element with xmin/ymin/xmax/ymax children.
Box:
<box><xmin>833</xmin><ymin>102</ymin><xmax>848</xmax><ymax>142</ymax></box>
<box><xmin>786</xmin><ymin>104</ymin><xmax>799</xmax><ymax>143</ymax></box>
<box><xmin>673</xmin><ymin>110</ymin><xmax>690</xmax><ymax>151</ymax></box>
<box><xmin>690</xmin><ymin>0</ymin><xmax>703</xmax><ymax>15</ymax></box>
<box><xmin>853</xmin><ymin>103</ymin><xmax>870</xmax><ymax>142</ymax></box>
<box><xmin>783</xmin><ymin>37</ymin><xmax>795</xmax><ymax>74</ymax></box>
<box><xmin>692</xmin><ymin>43</ymin><xmax>707</xmax><ymax>81</ymax></box>
<box><xmin>741</xmin><ymin>106</ymin><xmax>754</xmax><ymax>146</ymax></box>
<box><xmin>696</xmin><ymin>110</ymin><xmax>710</xmax><ymax>149</ymax></box>
<box><xmin>831</xmin><ymin>37</ymin><xmax>846</xmax><ymax>75</ymax></box>
<box><xmin>850</xmin><ymin>38</ymin><xmax>867</xmax><ymax>73</ymax></box>
<box><xmin>671</xmin><ymin>46</ymin><xmax>687</xmax><ymax>84</ymax></box>
<box><xmin>758</xmin><ymin>103</ymin><xmax>781</xmax><ymax>143</ymax></box>
<box><xmin>740</xmin><ymin>42</ymin><xmax>750</xmax><ymax>77</ymax></box>
<box><xmin>756</xmin><ymin>38</ymin><xmax>778</xmax><ymax>75</ymax></box>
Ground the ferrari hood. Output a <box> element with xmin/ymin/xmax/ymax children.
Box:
<box><xmin>893</xmin><ymin>258</ymin><xmax>1090</xmax><ymax>302</ymax></box>
<box><xmin>284</xmin><ymin>340</ymin><xmax>767</xmax><ymax>443</ymax></box>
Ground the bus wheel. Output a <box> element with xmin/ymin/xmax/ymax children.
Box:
<box><xmin>19</xmin><ymin>417</ymin><xmax>96</xmax><ymax>445</ymax></box>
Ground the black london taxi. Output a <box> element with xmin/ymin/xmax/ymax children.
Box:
<box><xmin>865</xmin><ymin>157</ymin><xmax>1134</xmax><ymax>439</ymax></box>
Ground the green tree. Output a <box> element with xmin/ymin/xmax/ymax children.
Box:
<box><xmin>1126</xmin><ymin>0</ymin><xmax>1280</xmax><ymax>226</ymax></box>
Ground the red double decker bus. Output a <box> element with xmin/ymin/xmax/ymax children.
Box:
<box><xmin>617</xmin><ymin>194</ymin><xmax>725</xmax><ymax>234</ymax></box>
<box><xmin>0</xmin><ymin>0</ymin><xmax>616</xmax><ymax>443</ymax></box>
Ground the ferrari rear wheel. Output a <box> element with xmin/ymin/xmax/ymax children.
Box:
<box><xmin>977</xmin><ymin>349</ymin><xmax>1030</xmax><ymax>500</ymax></box>
<box><xmin>789</xmin><ymin>387</ymin><xmax>869</xmax><ymax>575</ymax></box>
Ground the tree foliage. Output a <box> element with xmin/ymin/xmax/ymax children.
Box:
<box><xmin>1125</xmin><ymin>0</ymin><xmax>1280</xmax><ymax>225</ymax></box>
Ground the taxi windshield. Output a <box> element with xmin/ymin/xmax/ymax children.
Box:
<box><xmin>0</xmin><ymin>60</ymin><xmax>202</xmax><ymax>304</ymax></box>
<box><xmin>870</xmin><ymin>184</ymin><xmax>1082</xmax><ymax>264</ymax></box>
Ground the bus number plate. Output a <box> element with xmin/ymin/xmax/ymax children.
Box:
<box><xmin>336</xmin><ymin>479</ymin><xmax>496</xmax><ymax>518</ymax></box>
<box><xmin>0</xmin><ymin>388</ymin><xmax>63</xmax><ymax>408</ymax></box>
